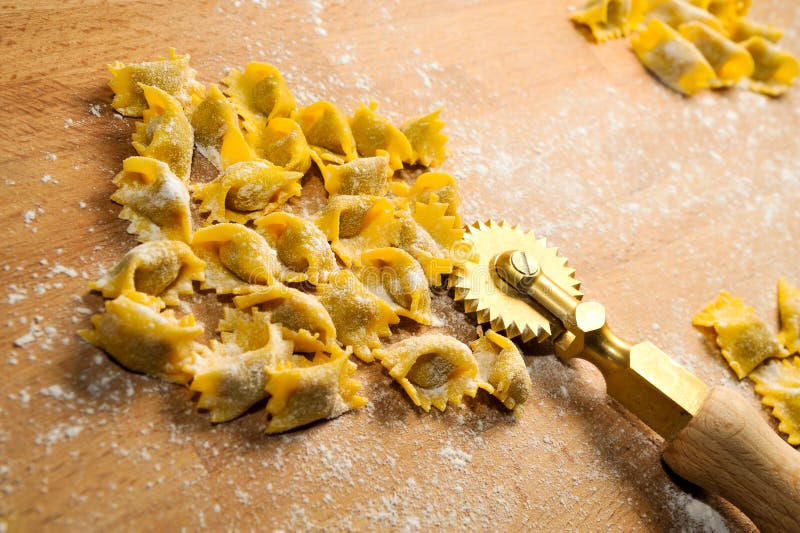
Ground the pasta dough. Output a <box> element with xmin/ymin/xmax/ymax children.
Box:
<box><xmin>749</xmin><ymin>356</ymin><xmax>800</xmax><ymax>445</ymax></box>
<box><xmin>571</xmin><ymin>0</ymin><xmax>646</xmax><ymax>42</ymax></box>
<box><xmin>132</xmin><ymin>84</ymin><xmax>194</xmax><ymax>182</ymax></box>
<box><xmin>470</xmin><ymin>329</ymin><xmax>532</xmax><ymax>413</ymax></box>
<box><xmin>293</xmin><ymin>101</ymin><xmax>358</xmax><ymax>163</ymax></box>
<box><xmin>359</xmin><ymin>247</ymin><xmax>432</xmax><ymax>325</ymax></box>
<box><xmin>729</xmin><ymin>17</ymin><xmax>783</xmax><ymax>43</ymax></box>
<box><xmin>258</xmin><ymin>117</ymin><xmax>312</xmax><ymax>174</ymax></box>
<box><xmin>192</xmin><ymin>160</ymin><xmax>302</xmax><ymax>224</ymax></box>
<box><xmin>693</xmin><ymin>291</ymin><xmax>787</xmax><ymax>379</ymax></box>
<box><xmin>320</xmin><ymin>153</ymin><xmax>393</xmax><ymax>197</ymax></box>
<box><xmin>349</xmin><ymin>102</ymin><xmax>414</xmax><ymax>171</ymax></box>
<box><xmin>644</xmin><ymin>0</ymin><xmax>725</xmax><ymax>33</ymax></box>
<box><xmin>741</xmin><ymin>36</ymin><xmax>800</xmax><ymax>96</ymax></box>
<box><xmin>111</xmin><ymin>156</ymin><xmax>193</xmax><ymax>243</ymax></box>
<box><xmin>108</xmin><ymin>49</ymin><xmax>204</xmax><ymax>117</ymax></box>
<box><xmin>374</xmin><ymin>334</ymin><xmax>479</xmax><ymax>412</ymax></box>
<box><xmin>392</xmin><ymin>172</ymin><xmax>460</xmax><ymax>217</ymax></box>
<box><xmin>401</xmin><ymin>109</ymin><xmax>448</xmax><ymax>167</ymax></box>
<box><xmin>79</xmin><ymin>291</ymin><xmax>203</xmax><ymax>385</ymax></box>
<box><xmin>90</xmin><ymin>240</ymin><xmax>205</xmax><ymax>306</ymax></box>
<box><xmin>191</xmin><ymin>84</ymin><xmax>256</xmax><ymax>170</ymax></box>
<box><xmin>318</xmin><ymin>197</ymin><xmax>396</xmax><ymax>267</ymax></box>
<box><xmin>679</xmin><ymin>21</ymin><xmax>754</xmax><ymax>86</ymax></box>
<box><xmin>778</xmin><ymin>278</ymin><xmax>800</xmax><ymax>355</ymax></box>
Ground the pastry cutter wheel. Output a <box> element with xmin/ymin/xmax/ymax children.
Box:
<box><xmin>451</xmin><ymin>220</ymin><xmax>800</xmax><ymax>532</ymax></box>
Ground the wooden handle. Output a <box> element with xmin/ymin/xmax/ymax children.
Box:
<box><xmin>662</xmin><ymin>386</ymin><xmax>800</xmax><ymax>532</ymax></box>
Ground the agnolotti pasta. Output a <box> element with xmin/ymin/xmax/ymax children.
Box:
<box><xmin>316</xmin><ymin>270</ymin><xmax>399</xmax><ymax>362</ymax></box>
<box><xmin>320</xmin><ymin>153</ymin><xmax>393</xmax><ymax>197</ymax></box>
<box><xmin>349</xmin><ymin>102</ymin><xmax>414</xmax><ymax>171</ymax></box>
<box><xmin>265</xmin><ymin>350</ymin><xmax>367</xmax><ymax>433</ymax></box>
<box><xmin>192</xmin><ymin>160</ymin><xmax>302</xmax><ymax>224</ymax></box>
<box><xmin>108</xmin><ymin>49</ymin><xmax>204</xmax><ymax>117</ymax></box>
<box><xmin>778</xmin><ymin>278</ymin><xmax>800</xmax><ymax>355</ymax></box>
<box><xmin>375</xmin><ymin>334</ymin><xmax>479</xmax><ymax>412</ymax></box>
<box><xmin>401</xmin><ymin>109</ymin><xmax>448</xmax><ymax>168</ymax></box>
<box><xmin>188</xmin><ymin>308</ymin><xmax>294</xmax><ymax>422</ymax></box>
<box><xmin>234</xmin><ymin>284</ymin><xmax>340</xmax><ymax>354</ymax></box>
<box><xmin>319</xmin><ymin>197</ymin><xmax>396</xmax><ymax>267</ymax></box>
<box><xmin>192</xmin><ymin>223</ymin><xmax>281</xmax><ymax>294</ymax></box>
<box><xmin>571</xmin><ymin>0</ymin><xmax>646</xmax><ymax>42</ymax></box>
<box><xmin>644</xmin><ymin>0</ymin><xmax>725</xmax><ymax>33</ymax></box>
<box><xmin>255</xmin><ymin>212</ymin><xmax>338</xmax><ymax>284</ymax></box>
<box><xmin>706</xmin><ymin>0</ymin><xmax>750</xmax><ymax>23</ymax></box>
<box><xmin>729</xmin><ymin>17</ymin><xmax>783</xmax><ymax>43</ymax></box>
<box><xmin>132</xmin><ymin>85</ymin><xmax>194</xmax><ymax>182</ymax></box>
<box><xmin>741</xmin><ymin>36</ymin><xmax>800</xmax><ymax>96</ymax></box>
<box><xmin>111</xmin><ymin>156</ymin><xmax>193</xmax><ymax>243</ymax></box>
<box><xmin>258</xmin><ymin>117</ymin><xmax>312</xmax><ymax>174</ymax></box>
<box><xmin>293</xmin><ymin>101</ymin><xmax>358</xmax><ymax>164</ymax></box>
<box><xmin>191</xmin><ymin>84</ymin><xmax>256</xmax><ymax>170</ymax></box>
<box><xmin>79</xmin><ymin>291</ymin><xmax>203</xmax><ymax>384</ymax></box>
<box><xmin>359</xmin><ymin>247</ymin><xmax>432</xmax><ymax>325</ymax></box>
<box><xmin>632</xmin><ymin>19</ymin><xmax>716</xmax><ymax>95</ymax></box>
<box><xmin>748</xmin><ymin>356</ymin><xmax>800</xmax><ymax>445</ymax></box>
<box><xmin>679</xmin><ymin>21</ymin><xmax>754</xmax><ymax>86</ymax></box>
<box><xmin>222</xmin><ymin>62</ymin><xmax>296</xmax><ymax>144</ymax></box>
<box><xmin>470</xmin><ymin>329</ymin><xmax>531</xmax><ymax>413</ymax></box>
<box><xmin>90</xmin><ymin>240</ymin><xmax>205</xmax><ymax>306</ymax></box>
<box><xmin>392</xmin><ymin>172</ymin><xmax>460</xmax><ymax>216</ymax></box>
<box><xmin>693</xmin><ymin>291</ymin><xmax>787</xmax><ymax>379</ymax></box>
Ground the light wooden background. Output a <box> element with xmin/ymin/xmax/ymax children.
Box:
<box><xmin>1</xmin><ymin>0</ymin><xmax>799</xmax><ymax>530</ymax></box>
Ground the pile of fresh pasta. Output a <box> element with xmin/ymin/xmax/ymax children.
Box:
<box><xmin>694</xmin><ymin>279</ymin><xmax>800</xmax><ymax>446</ymax></box>
<box><xmin>571</xmin><ymin>0</ymin><xmax>799</xmax><ymax>96</ymax></box>
<box><xmin>79</xmin><ymin>51</ymin><xmax>532</xmax><ymax>433</ymax></box>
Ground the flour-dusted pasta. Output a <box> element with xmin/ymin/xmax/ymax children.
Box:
<box><xmin>693</xmin><ymin>291</ymin><xmax>788</xmax><ymax>379</ymax></box>
<box><xmin>191</xmin><ymin>84</ymin><xmax>256</xmax><ymax>170</ymax></box>
<box><xmin>470</xmin><ymin>329</ymin><xmax>531</xmax><ymax>413</ymax></box>
<box><xmin>317</xmin><ymin>270</ymin><xmax>399</xmax><ymax>362</ymax></box>
<box><xmin>315</xmin><ymin>194</ymin><xmax>389</xmax><ymax>243</ymax></box>
<box><xmin>706</xmin><ymin>0</ymin><xmax>751</xmax><ymax>23</ymax></box>
<box><xmin>189</xmin><ymin>308</ymin><xmax>294</xmax><ymax>422</ymax></box>
<box><xmin>349</xmin><ymin>102</ymin><xmax>414</xmax><ymax>171</ymax></box>
<box><xmin>678</xmin><ymin>21</ymin><xmax>754</xmax><ymax>86</ymax></box>
<box><xmin>375</xmin><ymin>334</ymin><xmax>479</xmax><ymax>412</ymax></box>
<box><xmin>235</xmin><ymin>284</ymin><xmax>340</xmax><ymax>354</ymax></box>
<box><xmin>320</xmin><ymin>153</ymin><xmax>393</xmax><ymax>197</ymax></box>
<box><xmin>778</xmin><ymin>278</ymin><xmax>800</xmax><ymax>355</ymax></box>
<box><xmin>79</xmin><ymin>291</ymin><xmax>203</xmax><ymax>384</ymax></box>
<box><xmin>632</xmin><ymin>19</ymin><xmax>716</xmax><ymax>95</ymax></box>
<box><xmin>293</xmin><ymin>101</ymin><xmax>358</xmax><ymax>164</ymax></box>
<box><xmin>90</xmin><ymin>240</ymin><xmax>205</xmax><ymax>306</ymax></box>
<box><xmin>571</xmin><ymin>0</ymin><xmax>646</xmax><ymax>42</ymax></box>
<box><xmin>265</xmin><ymin>350</ymin><xmax>367</xmax><ymax>433</ymax></box>
<box><xmin>644</xmin><ymin>0</ymin><xmax>725</xmax><ymax>33</ymax></box>
<box><xmin>741</xmin><ymin>36</ymin><xmax>800</xmax><ymax>96</ymax></box>
<box><xmin>401</xmin><ymin>109</ymin><xmax>448</xmax><ymax>168</ymax></box>
<box><xmin>108</xmin><ymin>49</ymin><xmax>204</xmax><ymax>117</ymax></box>
<box><xmin>111</xmin><ymin>156</ymin><xmax>193</xmax><ymax>243</ymax></box>
<box><xmin>749</xmin><ymin>356</ymin><xmax>800</xmax><ymax>445</ymax></box>
<box><xmin>255</xmin><ymin>212</ymin><xmax>338</xmax><ymax>284</ymax></box>
<box><xmin>359</xmin><ymin>247</ymin><xmax>432</xmax><ymax>325</ymax></box>
<box><xmin>392</xmin><ymin>172</ymin><xmax>460</xmax><ymax>216</ymax></box>
<box><xmin>729</xmin><ymin>17</ymin><xmax>783</xmax><ymax>43</ymax></box>
<box><xmin>131</xmin><ymin>85</ymin><xmax>194</xmax><ymax>182</ymax></box>
<box><xmin>192</xmin><ymin>160</ymin><xmax>302</xmax><ymax>224</ymax></box>
<box><xmin>318</xmin><ymin>197</ymin><xmax>396</xmax><ymax>267</ymax></box>
<box><xmin>192</xmin><ymin>223</ymin><xmax>281</xmax><ymax>293</ymax></box>
<box><xmin>258</xmin><ymin>117</ymin><xmax>312</xmax><ymax>174</ymax></box>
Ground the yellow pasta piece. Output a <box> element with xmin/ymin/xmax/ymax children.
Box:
<box><xmin>191</xmin><ymin>84</ymin><xmax>256</xmax><ymax>171</ymax></box>
<box><xmin>374</xmin><ymin>334</ymin><xmax>479</xmax><ymax>412</ymax></box>
<box><xmin>192</xmin><ymin>160</ymin><xmax>302</xmax><ymax>224</ymax></box>
<box><xmin>706</xmin><ymin>0</ymin><xmax>750</xmax><ymax>23</ymax></box>
<box><xmin>90</xmin><ymin>240</ymin><xmax>205</xmax><ymax>306</ymax></box>
<box><xmin>316</xmin><ymin>270</ymin><xmax>399</xmax><ymax>362</ymax></box>
<box><xmin>111</xmin><ymin>156</ymin><xmax>193</xmax><ymax>243</ymax></box>
<box><xmin>729</xmin><ymin>17</ymin><xmax>783</xmax><ymax>43</ymax></box>
<box><xmin>192</xmin><ymin>223</ymin><xmax>281</xmax><ymax>294</ymax></box>
<box><xmin>749</xmin><ymin>356</ymin><xmax>800</xmax><ymax>445</ymax></box>
<box><xmin>349</xmin><ymin>102</ymin><xmax>414</xmax><ymax>171</ymax></box>
<box><xmin>293</xmin><ymin>101</ymin><xmax>358</xmax><ymax>163</ymax></box>
<box><xmin>693</xmin><ymin>291</ymin><xmax>787</xmax><ymax>379</ymax></box>
<box><xmin>188</xmin><ymin>308</ymin><xmax>294</xmax><ymax>422</ymax></box>
<box><xmin>401</xmin><ymin>109</ymin><xmax>448</xmax><ymax>167</ymax></box>
<box><xmin>234</xmin><ymin>284</ymin><xmax>340</xmax><ymax>354</ymax></box>
<box><xmin>631</xmin><ymin>19</ymin><xmax>716</xmax><ymax>95</ymax></box>
<box><xmin>469</xmin><ymin>329</ymin><xmax>532</xmax><ymax>413</ymax></box>
<box><xmin>741</xmin><ymin>37</ymin><xmax>799</xmax><ymax>96</ymax></box>
<box><xmin>265</xmin><ymin>350</ymin><xmax>367</xmax><ymax>433</ymax></box>
<box><xmin>315</xmin><ymin>194</ymin><xmax>388</xmax><ymax>243</ymax></box>
<box><xmin>258</xmin><ymin>117</ymin><xmax>312</xmax><ymax>174</ymax></box>
<box><xmin>392</xmin><ymin>172</ymin><xmax>460</xmax><ymax>216</ymax></box>
<box><xmin>359</xmin><ymin>247</ymin><xmax>432</xmax><ymax>325</ymax></box>
<box><xmin>570</xmin><ymin>0</ymin><xmax>646</xmax><ymax>42</ymax></box>
<box><xmin>221</xmin><ymin>62</ymin><xmax>296</xmax><ymax>144</ymax></box>
<box><xmin>321</xmin><ymin>197</ymin><xmax>396</xmax><ymax>267</ymax></box>
<box><xmin>679</xmin><ymin>22</ymin><xmax>754</xmax><ymax>86</ymax></box>
<box><xmin>79</xmin><ymin>291</ymin><xmax>202</xmax><ymax>385</ymax></box>
<box><xmin>108</xmin><ymin>48</ymin><xmax>204</xmax><ymax>117</ymax></box>
<box><xmin>320</xmin><ymin>153</ymin><xmax>393</xmax><ymax>197</ymax></box>
<box><xmin>255</xmin><ymin>212</ymin><xmax>338</xmax><ymax>284</ymax></box>
<box><xmin>131</xmin><ymin>84</ymin><xmax>194</xmax><ymax>182</ymax></box>
<box><xmin>644</xmin><ymin>0</ymin><xmax>726</xmax><ymax>33</ymax></box>
<box><xmin>778</xmin><ymin>278</ymin><xmax>800</xmax><ymax>355</ymax></box>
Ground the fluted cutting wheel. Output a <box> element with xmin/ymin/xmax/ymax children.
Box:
<box><xmin>452</xmin><ymin>220</ymin><xmax>582</xmax><ymax>343</ymax></box>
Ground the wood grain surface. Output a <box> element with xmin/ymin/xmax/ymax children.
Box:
<box><xmin>1</xmin><ymin>0</ymin><xmax>799</xmax><ymax>531</ymax></box>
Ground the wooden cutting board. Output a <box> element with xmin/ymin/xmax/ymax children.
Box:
<box><xmin>2</xmin><ymin>1</ymin><xmax>799</xmax><ymax>530</ymax></box>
